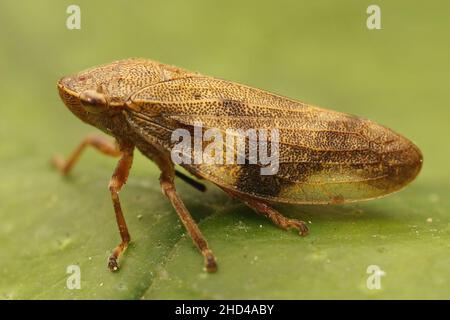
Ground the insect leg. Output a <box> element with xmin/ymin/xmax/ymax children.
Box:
<box><xmin>225</xmin><ymin>190</ymin><xmax>309</xmax><ymax>236</ymax></box>
<box><xmin>52</xmin><ymin>134</ymin><xmax>121</xmax><ymax>175</ymax></box>
<box><xmin>107</xmin><ymin>145</ymin><xmax>134</xmax><ymax>271</ymax></box>
<box><xmin>175</xmin><ymin>169</ymin><xmax>207</xmax><ymax>192</ymax></box>
<box><xmin>152</xmin><ymin>154</ymin><xmax>217</xmax><ymax>272</ymax></box>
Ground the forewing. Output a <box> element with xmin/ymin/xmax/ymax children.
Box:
<box><xmin>126</xmin><ymin>76</ymin><xmax>411</xmax><ymax>204</ymax></box>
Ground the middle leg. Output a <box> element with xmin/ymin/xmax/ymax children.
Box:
<box><xmin>150</xmin><ymin>150</ymin><xmax>217</xmax><ymax>272</ymax></box>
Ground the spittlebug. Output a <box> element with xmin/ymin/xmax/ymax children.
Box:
<box><xmin>54</xmin><ymin>58</ymin><xmax>422</xmax><ymax>272</ymax></box>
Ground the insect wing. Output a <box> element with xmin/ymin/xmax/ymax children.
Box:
<box><xmin>126</xmin><ymin>76</ymin><xmax>421</xmax><ymax>204</ymax></box>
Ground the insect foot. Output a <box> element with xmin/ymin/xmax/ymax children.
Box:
<box><xmin>287</xmin><ymin>219</ymin><xmax>309</xmax><ymax>237</ymax></box>
<box><xmin>51</xmin><ymin>155</ymin><xmax>67</xmax><ymax>174</ymax></box>
<box><xmin>204</xmin><ymin>249</ymin><xmax>218</xmax><ymax>273</ymax></box>
<box><xmin>108</xmin><ymin>256</ymin><xmax>119</xmax><ymax>272</ymax></box>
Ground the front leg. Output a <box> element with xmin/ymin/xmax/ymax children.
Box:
<box><xmin>107</xmin><ymin>144</ymin><xmax>134</xmax><ymax>271</ymax></box>
<box><xmin>52</xmin><ymin>134</ymin><xmax>135</xmax><ymax>271</ymax></box>
<box><xmin>52</xmin><ymin>134</ymin><xmax>121</xmax><ymax>175</ymax></box>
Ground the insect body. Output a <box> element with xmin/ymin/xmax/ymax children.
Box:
<box><xmin>54</xmin><ymin>59</ymin><xmax>422</xmax><ymax>272</ymax></box>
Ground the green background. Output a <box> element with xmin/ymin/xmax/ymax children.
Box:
<box><xmin>0</xmin><ymin>0</ymin><xmax>449</xmax><ymax>299</ymax></box>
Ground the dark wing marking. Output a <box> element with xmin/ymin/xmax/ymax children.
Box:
<box><xmin>125</xmin><ymin>76</ymin><xmax>415</xmax><ymax>204</ymax></box>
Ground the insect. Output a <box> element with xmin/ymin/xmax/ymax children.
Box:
<box><xmin>54</xmin><ymin>58</ymin><xmax>422</xmax><ymax>272</ymax></box>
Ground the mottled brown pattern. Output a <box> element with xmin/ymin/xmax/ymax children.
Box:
<box><xmin>58</xmin><ymin>58</ymin><xmax>422</xmax><ymax>205</ymax></box>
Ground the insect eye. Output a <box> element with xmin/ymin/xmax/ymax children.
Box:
<box><xmin>80</xmin><ymin>90</ymin><xmax>107</xmax><ymax>113</ymax></box>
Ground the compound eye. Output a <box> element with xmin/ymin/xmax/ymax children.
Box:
<box><xmin>80</xmin><ymin>90</ymin><xmax>107</xmax><ymax>113</ymax></box>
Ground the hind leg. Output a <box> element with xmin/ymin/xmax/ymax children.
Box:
<box><xmin>224</xmin><ymin>190</ymin><xmax>309</xmax><ymax>236</ymax></box>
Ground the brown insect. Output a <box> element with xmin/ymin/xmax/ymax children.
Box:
<box><xmin>54</xmin><ymin>58</ymin><xmax>422</xmax><ymax>272</ymax></box>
